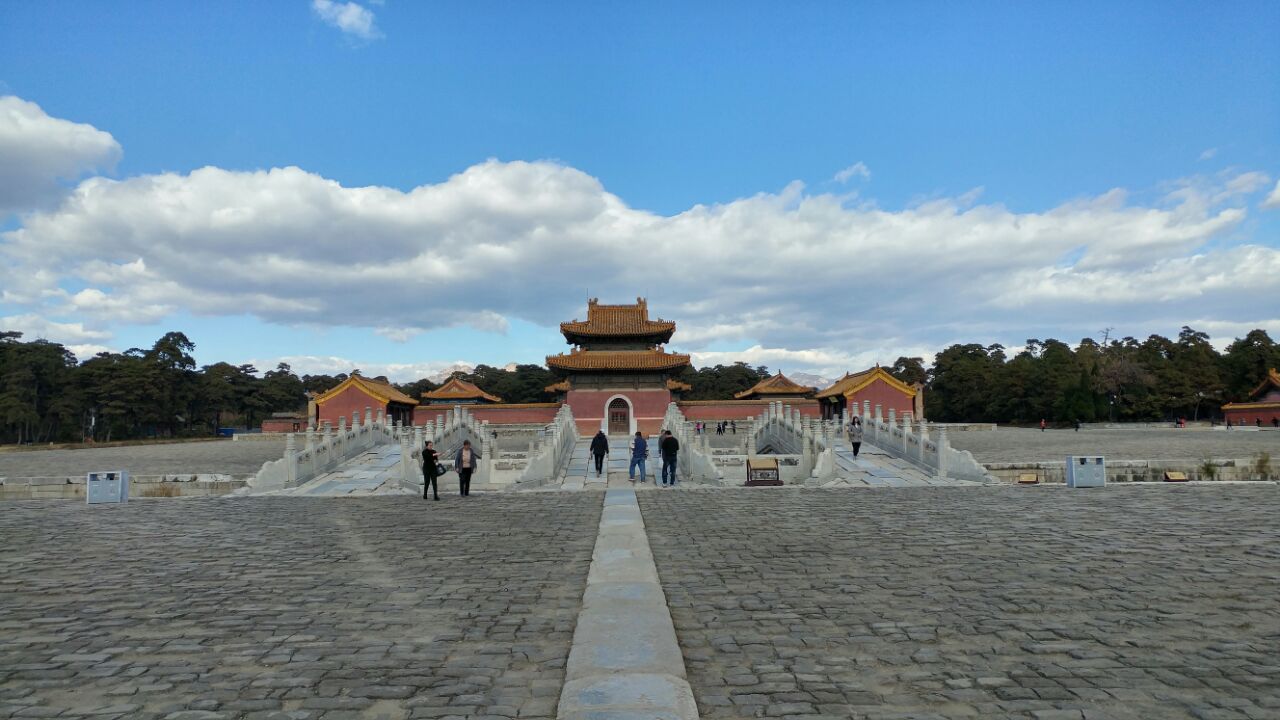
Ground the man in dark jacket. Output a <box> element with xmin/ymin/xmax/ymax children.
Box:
<box><xmin>590</xmin><ymin>430</ymin><xmax>609</xmax><ymax>478</ymax></box>
<box><xmin>659</xmin><ymin>430</ymin><xmax>679</xmax><ymax>486</ymax></box>
<box><xmin>629</xmin><ymin>431</ymin><xmax>648</xmax><ymax>483</ymax></box>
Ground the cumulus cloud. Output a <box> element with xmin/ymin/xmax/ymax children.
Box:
<box><xmin>688</xmin><ymin>344</ymin><xmax>935</xmax><ymax>381</ymax></box>
<box><xmin>1263</xmin><ymin>180</ymin><xmax>1280</xmax><ymax>210</ymax></box>
<box><xmin>1199</xmin><ymin>148</ymin><xmax>1218</xmax><ymax>161</ymax></box>
<box><xmin>0</xmin><ymin>96</ymin><xmax>121</xmax><ymax>215</ymax></box>
<box><xmin>3</xmin><ymin>158</ymin><xmax>1278</xmax><ymax>378</ymax></box>
<box><xmin>0</xmin><ymin>313</ymin><xmax>113</xmax><ymax>359</ymax></box>
<box><xmin>311</xmin><ymin>0</ymin><xmax>381</xmax><ymax>41</ymax></box>
<box><xmin>254</xmin><ymin>355</ymin><xmax>476</xmax><ymax>383</ymax></box>
<box><xmin>833</xmin><ymin>161</ymin><xmax>871</xmax><ymax>184</ymax></box>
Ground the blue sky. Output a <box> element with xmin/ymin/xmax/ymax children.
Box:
<box><xmin>1</xmin><ymin>1</ymin><xmax>1278</xmax><ymax>381</ymax></box>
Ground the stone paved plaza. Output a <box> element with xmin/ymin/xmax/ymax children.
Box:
<box><xmin>0</xmin><ymin>495</ymin><xmax>599</xmax><ymax>719</ymax></box>
<box><xmin>0</xmin><ymin>440</ymin><xmax>287</xmax><ymax>480</ymax></box>
<box><xmin>641</xmin><ymin>486</ymin><xmax>1280</xmax><ymax>720</ymax></box>
<box><xmin>2</xmin><ymin>485</ymin><xmax>1278</xmax><ymax>719</ymax></box>
<box><xmin>947</xmin><ymin>427</ymin><xmax>1279</xmax><ymax>463</ymax></box>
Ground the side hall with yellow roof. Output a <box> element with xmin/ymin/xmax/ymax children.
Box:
<box><xmin>1222</xmin><ymin>368</ymin><xmax>1280</xmax><ymax>427</ymax></box>
<box><xmin>312</xmin><ymin>372</ymin><xmax>418</xmax><ymax>428</ymax></box>
<box><xmin>815</xmin><ymin>365</ymin><xmax>924</xmax><ymax>421</ymax></box>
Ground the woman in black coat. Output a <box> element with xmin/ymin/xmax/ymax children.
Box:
<box><xmin>421</xmin><ymin>440</ymin><xmax>441</xmax><ymax>501</ymax></box>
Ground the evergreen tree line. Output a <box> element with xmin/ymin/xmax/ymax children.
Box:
<box><xmin>917</xmin><ymin>327</ymin><xmax>1280</xmax><ymax>424</ymax></box>
<box><xmin>3</xmin><ymin>326</ymin><xmax>1275</xmax><ymax>443</ymax></box>
<box><xmin>0</xmin><ymin>331</ymin><xmax>313</xmax><ymax>443</ymax></box>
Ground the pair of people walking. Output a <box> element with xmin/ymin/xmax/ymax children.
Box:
<box><xmin>419</xmin><ymin>438</ymin><xmax>481</xmax><ymax>500</ymax></box>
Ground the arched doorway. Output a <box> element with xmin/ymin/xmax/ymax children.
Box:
<box><xmin>607</xmin><ymin>398</ymin><xmax>631</xmax><ymax>436</ymax></box>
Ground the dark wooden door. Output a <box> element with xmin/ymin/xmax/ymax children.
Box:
<box><xmin>608</xmin><ymin>399</ymin><xmax>629</xmax><ymax>435</ymax></box>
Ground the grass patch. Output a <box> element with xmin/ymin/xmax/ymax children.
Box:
<box><xmin>141</xmin><ymin>483</ymin><xmax>181</xmax><ymax>498</ymax></box>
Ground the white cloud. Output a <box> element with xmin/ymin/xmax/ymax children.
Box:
<box><xmin>687</xmin><ymin>344</ymin><xmax>934</xmax><ymax>381</ymax></box>
<box><xmin>1263</xmin><ymin>180</ymin><xmax>1280</xmax><ymax>210</ymax></box>
<box><xmin>311</xmin><ymin>0</ymin><xmax>381</xmax><ymax>41</ymax></box>
<box><xmin>833</xmin><ymin>161</ymin><xmax>870</xmax><ymax>184</ymax></box>
<box><xmin>1199</xmin><ymin>148</ymin><xmax>1218</xmax><ymax>161</ymax></box>
<box><xmin>255</xmin><ymin>355</ymin><xmax>476</xmax><ymax>383</ymax></box>
<box><xmin>3</xmin><ymin>158</ymin><xmax>1278</xmax><ymax>379</ymax></box>
<box><xmin>0</xmin><ymin>313</ymin><xmax>113</xmax><ymax>359</ymax></box>
<box><xmin>0</xmin><ymin>96</ymin><xmax>121</xmax><ymax>215</ymax></box>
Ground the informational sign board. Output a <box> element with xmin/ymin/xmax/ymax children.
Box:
<box><xmin>746</xmin><ymin>457</ymin><xmax>782</xmax><ymax>486</ymax></box>
<box><xmin>1065</xmin><ymin>456</ymin><xmax>1105</xmax><ymax>488</ymax></box>
<box><xmin>86</xmin><ymin>471</ymin><xmax>129</xmax><ymax>504</ymax></box>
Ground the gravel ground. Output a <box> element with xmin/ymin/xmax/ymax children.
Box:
<box><xmin>947</xmin><ymin>427</ymin><xmax>1280</xmax><ymax>463</ymax></box>
<box><xmin>0</xmin><ymin>493</ymin><xmax>600</xmax><ymax>719</ymax></box>
<box><xmin>641</xmin><ymin>486</ymin><xmax>1280</xmax><ymax>720</ymax></box>
<box><xmin>0</xmin><ymin>439</ymin><xmax>287</xmax><ymax>478</ymax></box>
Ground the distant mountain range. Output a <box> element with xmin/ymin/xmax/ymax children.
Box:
<box><xmin>788</xmin><ymin>372</ymin><xmax>837</xmax><ymax>390</ymax></box>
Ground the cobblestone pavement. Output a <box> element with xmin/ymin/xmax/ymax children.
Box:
<box><xmin>948</xmin><ymin>427</ymin><xmax>1279</xmax><ymax>463</ymax></box>
<box><xmin>641</xmin><ymin>485</ymin><xmax>1280</xmax><ymax>719</ymax></box>
<box><xmin>0</xmin><ymin>494</ymin><xmax>600</xmax><ymax>719</ymax></box>
<box><xmin>0</xmin><ymin>440</ymin><xmax>287</xmax><ymax>479</ymax></box>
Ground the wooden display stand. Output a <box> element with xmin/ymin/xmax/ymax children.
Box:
<box><xmin>746</xmin><ymin>457</ymin><xmax>782</xmax><ymax>486</ymax></box>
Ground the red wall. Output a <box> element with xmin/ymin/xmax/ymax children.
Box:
<box><xmin>415</xmin><ymin>404</ymin><xmax>560</xmax><ymax>426</ymax></box>
<box><xmin>316</xmin><ymin>386</ymin><xmax>386</xmax><ymax>427</ymax></box>
<box><xmin>678</xmin><ymin>400</ymin><xmax>821</xmax><ymax>421</ymax></box>
<box><xmin>261</xmin><ymin>418</ymin><xmax>304</xmax><ymax>433</ymax></box>
<box><xmin>567</xmin><ymin>388</ymin><xmax>672</xmax><ymax>435</ymax></box>
<box><xmin>1223</xmin><ymin>407</ymin><xmax>1280</xmax><ymax>427</ymax></box>
<box><xmin>848</xmin><ymin>378</ymin><xmax>915</xmax><ymax>418</ymax></box>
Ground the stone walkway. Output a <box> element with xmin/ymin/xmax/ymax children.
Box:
<box><xmin>3</xmin><ymin>485</ymin><xmax>1278</xmax><ymax>719</ymax></box>
<box><xmin>0</xmin><ymin>495</ymin><xmax>600</xmax><ymax>720</ymax></box>
<box><xmin>640</xmin><ymin>485</ymin><xmax>1280</xmax><ymax>719</ymax></box>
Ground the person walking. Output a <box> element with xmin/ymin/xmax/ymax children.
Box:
<box><xmin>629</xmin><ymin>431</ymin><xmax>648</xmax><ymax>483</ymax></box>
<box><xmin>1040</xmin><ymin>418</ymin><xmax>1047</xmax><ymax>432</ymax></box>
<box><xmin>659</xmin><ymin>429</ymin><xmax>680</xmax><ymax>486</ymax></box>
<box><xmin>454</xmin><ymin>439</ymin><xmax>480</xmax><ymax>497</ymax></box>
<box><xmin>420</xmin><ymin>440</ymin><xmax>441</xmax><ymax>501</ymax></box>
<box><xmin>590</xmin><ymin>429</ymin><xmax>609</xmax><ymax>478</ymax></box>
<box><xmin>731</xmin><ymin>420</ymin><xmax>737</xmax><ymax>434</ymax></box>
<box><xmin>849</xmin><ymin>416</ymin><xmax>863</xmax><ymax>459</ymax></box>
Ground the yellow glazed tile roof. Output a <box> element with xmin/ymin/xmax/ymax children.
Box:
<box><xmin>422</xmin><ymin>377</ymin><xmax>502</xmax><ymax>403</ymax></box>
<box><xmin>734</xmin><ymin>373</ymin><xmax>816</xmax><ymax>399</ymax></box>
<box><xmin>546</xmin><ymin>348</ymin><xmax>692</xmax><ymax>371</ymax></box>
<box><xmin>815</xmin><ymin>366</ymin><xmax>917</xmax><ymax>400</ymax></box>
<box><xmin>560</xmin><ymin>297</ymin><xmax>676</xmax><ymax>338</ymax></box>
<box><xmin>314</xmin><ymin>374</ymin><xmax>420</xmax><ymax>406</ymax></box>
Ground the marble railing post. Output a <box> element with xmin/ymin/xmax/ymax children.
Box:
<box><xmin>304</xmin><ymin>426</ymin><xmax>316</xmax><ymax>452</ymax></box>
<box><xmin>376</xmin><ymin>408</ymin><xmax>385</xmax><ymax>427</ymax></box>
<box><xmin>917</xmin><ymin>421</ymin><xmax>930</xmax><ymax>467</ymax></box>
<box><xmin>285</xmin><ymin>433</ymin><xmax>298</xmax><ymax>487</ymax></box>
<box><xmin>800</xmin><ymin>420</ymin><xmax>814</xmax><ymax>476</ymax></box>
<box><xmin>863</xmin><ymin>400</ymin><xmax>871</xmax><ymax>420</ymax></box>
<box><xmin>337</xmin><ymin>416</ymin><xmax>347</xmax><ymax>456</ymax></box>
<box><xmin>935</xmin><ymin>425</ymin><xmax>949</xmax><ymax>479</ymax></box>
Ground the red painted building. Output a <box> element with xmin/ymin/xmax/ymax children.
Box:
<box><xmin>1222</xmin><ymin>369</ymin><xmax>1280</xmax><ymax>427</ymax></box>
<box><xmin>546</xmin><ymin>298</ymin><xmax>690</xmax><ymax>436</ymax></box>
<box><xmin>313</xmin><ymin>373</ymin><xmax>418</xmax><ymax>427</ymax></box>
<box><xmin>815</xmin><ymin>366</ymin><xmax>922</xmax><ymax>421</ymax></box>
